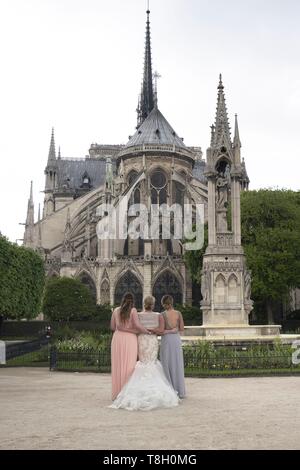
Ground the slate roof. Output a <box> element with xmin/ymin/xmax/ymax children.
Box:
<box><xmin>125</xmin><ymin>107</ymin><xmax>187</xmax><ymax>150</ymax></box>
<box><xmin>54</xmin><ymin>153</ymin><xmax>207</xmax><ymax>194</ymax></box>
<box><xmin>56</xmin><ymin>158</ymin><xmax>108</xmax><ymax>191</ymax></box>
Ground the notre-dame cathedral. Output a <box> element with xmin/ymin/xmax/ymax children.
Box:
<box><xmin>23</xmin><ymin>9</ymin><xmax>250</xmax><ymax>310</ymax></box>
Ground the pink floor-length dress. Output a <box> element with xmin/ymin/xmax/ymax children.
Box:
<box><xmin>110</xmin><ymin>307</ymin><xmax>148</xmax><ymax>400</ymax></box>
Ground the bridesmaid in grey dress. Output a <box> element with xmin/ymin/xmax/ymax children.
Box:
<box><xmin>159</xmin><ymin>295</ymin><xmax>186</xmax><ymax>399</ymax></box>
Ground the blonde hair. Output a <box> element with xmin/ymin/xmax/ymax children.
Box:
<box><xmin>144</xmin><ymin>295</ymin><xmax>155</xmax><ymax>311</ymax></box>
<box><xmin>161</xmin><ymin>295</ymin><xmax>173</xmax><ymax>308</ymax></box>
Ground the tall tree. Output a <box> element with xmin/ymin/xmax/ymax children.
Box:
<box><xmin>241</xmin><ymin>189</ymin><xmax>300</xmax><ymax>323</ymax></box>
<box><xmin>184</xmin><ymin>190</ymin><xmax>300</xmax><ymax>324</ymax></box>
<box><xmin>0</xmin><ymin>235</ymin><xmax>45</xmax><ymax>319</ymax></box>
<box><xmin>184</xmin><ymin>223</ymin><xmax>208</xmax><ymax>283</ymax></box>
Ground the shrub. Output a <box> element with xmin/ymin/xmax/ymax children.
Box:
<box><xmin>51</xmin><ymin>324</ymin><xmax>78</xmax><ymax>341</ymax></box>
<box><xmin>175</xmin><ymin>304</ymin><xmax>202</xmax><ymax>324</ymax></box>
<box><xmin>56</xmin><ymin>332</ymin><xmax>111</xmax><ymax>352</ymax></box>
<box><xmin>95</xmin><ymin>304</ymin><xmax>113</xmax><ymax>321</ymax></box>
<box><xmin>42</xmin><ymin>277</ymin><xmax>96</xmax><ymax>321</ymax></box>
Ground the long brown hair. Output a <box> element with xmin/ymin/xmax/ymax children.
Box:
<box><xmin>120</xmin><ymin>293</ymin><xmax>134</xmax><ymax>323</ymax></box>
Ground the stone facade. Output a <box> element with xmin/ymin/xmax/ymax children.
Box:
<box><xmin>23</xmin><ymin>10</ymin><xmax>252</xmax><ymax>313</ymax></box>
<box><xmin>25</xmin><ymin>115</ymin><xmax>208</xmax><ymax>310</ymax></box>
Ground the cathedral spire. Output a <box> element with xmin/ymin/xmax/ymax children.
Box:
<box><xmin>233</xmin><ymin>114</ymin><xmax>241</xmax><ymax>148</ymax></box>
<box><xmin>212</xmin><ymin>74</ymin><xmax>231</xmax><ymax>148</ymax></box>
<box><xmin>26</xmin><ymin>181</ymin><xmax>34</xmax><ymax>226</ymax></box>
<box><xmin>24</xmin><ymin>181</ymin><xmax>35</xmax><ymax>247</ymax></box>
<box><xmin>137</xmin><ymin>7</ymin><xmax>154</xmax><ymax>128</ymax></box>
<box><xmin>29</xmin><ymin>179</ymin><xmax>33</xmax><ymax>204</ymax></box>
<box><xmin>48</xmin><ymin>127</ymin><xmax>56</xmax><ymax>163</ymax></box>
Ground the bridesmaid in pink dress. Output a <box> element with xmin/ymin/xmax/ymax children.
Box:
<box><xmin>110</xmin><ymin>293</ymin><xmax>149</xmax><ymax>400</ymax></box>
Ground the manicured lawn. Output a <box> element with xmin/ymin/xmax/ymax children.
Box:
<box><xmin>4</xmin><ymin>348</ymin><xmax>49</xmax><ymax>367</ymax></box>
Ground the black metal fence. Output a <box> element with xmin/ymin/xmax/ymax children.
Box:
<box><xmin>50</xmin><ymin>348</ymin><xmax>110</xmax><ymax>372</ymax></box>
<box><xmin>48</xmin><ymin>345</ymin><xmax>300</xmax><ymax>376</ymax></box>
<box><xmin>2</xmin><ymin>339</ymin><xmax>300</xmax><ymax>376</ymax></box>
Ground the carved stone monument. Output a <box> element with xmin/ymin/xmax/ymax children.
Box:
<box><xmin>197</xmin><ymin>76</ymin><xmax>280</xmax><ymax>338</ymax></box>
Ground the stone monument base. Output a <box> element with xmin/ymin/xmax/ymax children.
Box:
<box><xmin>183</xmin><ymin>324</ymin><xmax>281</xmax><ymax>338</ymax></box>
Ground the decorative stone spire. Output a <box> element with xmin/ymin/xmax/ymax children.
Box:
<box><xmin>24</xmin><ymin>181</ymin><xmax>35</xmax><ymax>247</ymax></box>
<box><xmin>212</xmin><ymin>74</ymin><xmax>231</xmax><ymax>148</ymax></box>
<box><xmin>58</xmin><ymin>146</ymin><xmax>61</xmax><ymax>160</ymax></box>
<box><xmin>210</xmin><ymin>124</ymin><xmax>215</xmax><ymax>147</ymax></box>
<box><xmin>48</xmin><ymin>128</ymin><xmax>56</xmax><ymax>163</ymax></box>
<box><xmin>26</xmin><ymin>181</ymin><xmax>34</xmax><ymax>226</ymax></box>
<box><xmin>137</xmin><ymin>8</ymin><xmax>154</xmax><ymax>128</ymax></box>
<box><xmin>44</xmin><ymin>128</ymin><xmax>58</xmax><ymax>200</ymax></box>
<box><xmin>233</xmin><ymin>114</ymin><xmax>241</xmax><ymax>149</ymax></box>
<box><xmin>241</xmin><ymin>157</ymin><xmax>250</xmax><ymax>190</ymax></box>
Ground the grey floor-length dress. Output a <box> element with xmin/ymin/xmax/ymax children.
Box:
<box><xmin>159</xmin><ymin>311</ymin><xmax>186</xmax><ymax>398</ymax></box>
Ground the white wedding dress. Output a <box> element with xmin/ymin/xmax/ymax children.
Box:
<box><xmin>110</xmin><ymin>331</ymin><xmax>179</xmax><ymax>411</ymax></box>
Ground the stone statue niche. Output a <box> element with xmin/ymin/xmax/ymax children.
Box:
<box><xmin>215</xmin><ymin>160</ymin><xmax>231</xmax><ymax>233</ymax></box>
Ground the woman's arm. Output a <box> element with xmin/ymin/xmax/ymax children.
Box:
<box><xmin>148</xmin><ymin>314</ymin><xmax>165</xmax><ymax>335</ymax></box>
<box><xmin>131</xmin><ymin>309</ymin><xmax>150</xmax><ymax>334</ymax></box>
<box><xmin>110</xmin><ymin>309</ymin><xmax>117</xmax><ymax>332</ymax></box>
<box><xmin>178</xmin><ymin>311</ymin><xmax>185</xmax><ymax>333</ymax></box>
<box><xmin>163</xmin><ymin>327</ymin><xmax>179</xmax><ymax>335</ymax></box>
<box><xmin>116</xmin><ymin>325</ymin><xmax>139</xmax><ymax>334</ymax></box>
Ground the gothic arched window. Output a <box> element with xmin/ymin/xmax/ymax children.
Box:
<box><xmin>215</xmin><ymin>274</ymin><xmax>226</xmax><ymax>304</ymax></box>
<box><xmin>173</xmin><ymin>181</ymin><xmax>185</xmax><ymax>207</ymax></box>
<box><xmin>128</xmin><ymin>170</ymin><xmax>140</xmax><ymax>205</ymax></box>
<box><xmin>228</xmin><ymin>274</ymin><xmax>239</xmax><ymax>304</ymax></box>
<box><xmin>114</xmin><ymin>271</ymin><xmax>143</xmax><ymax>309</ymax></box>
<box><xmin>152</xmin><ymin>270</ymin><xmax>182</xmax><ymax>311</ymax></box>
<box><xmin>128</xmin><ymin>170</ymin><xmax>138</xmax><ymax>185</ymax></box>
<box><xmin>151</xmin><ymin>170</ymin><xmax>167</xmax><ymax>205</ymax></box>
<box><xmin>77</xmin><ymin>272</ymin><xmax>96</xmax><ymax>301</ymax></box>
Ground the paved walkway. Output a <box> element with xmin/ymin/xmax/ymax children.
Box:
<box><xmin>0</xmin><ymin>368</ymin><xmax>299</xmax><ymax>450</ymax></box>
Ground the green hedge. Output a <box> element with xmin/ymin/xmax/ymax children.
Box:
<box><xmin>175</xmin><ymin>304</ymin><xmax>202</xmax><ymax>325</ymax></box>
<box><xmin>0</xmin><ymin>320</ymin><xmax>111</xmax><ymax>339</ymax></box>
<box><xmin>0</xmin><ymin>235</ymin><xmax>45</xmax><ymax>319</ymax></box>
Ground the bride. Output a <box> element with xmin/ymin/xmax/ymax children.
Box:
<box><xmin>109</xmin><ymin>295</ymin><xmax>180</xmax><ymax>411</ymax></box>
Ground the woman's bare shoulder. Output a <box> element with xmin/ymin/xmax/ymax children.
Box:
<box><xmin>131</xmin><ymin>307</ymin><xmax>138</xmax><ymax>315</ymax></box>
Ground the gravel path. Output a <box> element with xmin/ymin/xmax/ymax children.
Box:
<box><xmin>0</xmin><ymin>368</ymin><xmax>299</xmax><ymax>450</ymax></box>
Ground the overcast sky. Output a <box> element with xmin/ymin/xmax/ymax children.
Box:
<box><xmin>0</xmin><ymin>0</ymin><xmax>299</xmax><ymax>243</ymax></box>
